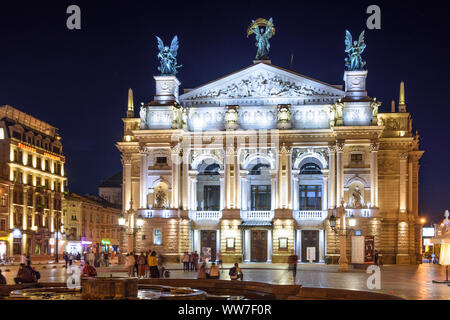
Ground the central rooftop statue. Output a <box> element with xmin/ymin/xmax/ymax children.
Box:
<box><xmin>247</xmin><ymin>17</ymin><xmax>275</xmax><ymax>60</ymax></box>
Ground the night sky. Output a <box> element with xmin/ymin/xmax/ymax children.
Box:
<box><xmin>0</xmin><ymin>1</ymin><xmax>448</xmax><ymax>223</ymax></box>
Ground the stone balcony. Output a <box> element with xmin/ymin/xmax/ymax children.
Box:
<box><xmin>138</xmin><ymin>209</ymin><xmax>178</xmax><ymax>219</ymax></box>
<box><xmin>344</xmin><ymin>208</ymin><xmax>379</xmax><ymax>218</ymax></box>
<box><xmin>240</xmin><ymin>210</ymin><xmax>274</xmax><ymax>221</ymax></box>
<box><xmin>293</xmin><ymin>210</ymin><xmax>328</xmax><ymax>226</ymax></box>
<box><xmin>188</xmin><ymin>210</ymin><xmax>222</xmax><ymax>226</ymax></box>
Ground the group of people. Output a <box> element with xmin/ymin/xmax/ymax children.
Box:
<box><xmin>64</xmin><ymin>251</ymin><xmax>114</xmax><ymax>268</ymax></box>
<box><xmin>125</xmin><ymin>251</ymin><xmax>168</xmax><ymax>278</ymax></box>
<box><xmin>13</xmin><ymin>261</ymin><xmax>41</xmax><ymax>284</ymax></box>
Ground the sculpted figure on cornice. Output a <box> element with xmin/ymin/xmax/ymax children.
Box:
<box><xmin>140</xmin><ymin>105</ymin><xmax>148</xmax><ymax>129</ymax></box>
<box><xmin>330</xmin><ymin>100</ymin><xmax>344</xmax><ymax>126</ymax></box>
<box><xmin>187</xmin><ymin>71</ymin><xmax>332</xmax><ymax>100</ymax></box>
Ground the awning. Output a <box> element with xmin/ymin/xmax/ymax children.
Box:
<box><xmin>239</xmin><ymin>221</ymin><xmax>273</xmax><ymax>228</ymax></box>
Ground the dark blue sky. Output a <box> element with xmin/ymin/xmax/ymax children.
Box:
<box><xmin>0</xmin><ymin>1</ymin><xmax>448</xmax><ymax>223</ymax></box>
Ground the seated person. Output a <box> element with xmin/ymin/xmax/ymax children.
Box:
<box><xmin>197</xmin><ymin>262</ymin><xmax>207</xmax><ymax>279</ymax></box>
<box><xmin>229</xmin><ymin>263</ymin><xmax>243</xmax><ymax>280</ymax></box>
<box><xmin>82</xmin><ymin>261</ymin><xmax>97</xmax><ymax>277</ymax></box>
<box><xmin>0</xmin><ymin>270</ymin><xmax>6</xmax><ymax>285</ymax></box>
<box><xmin>14</xmin><ymin>263</ymin><xmax>37</xmax><ymax>284</ymax></box>
<box><xmin>207</xmin><ymin>262</ymin><xmax>220</xmax><ymax>279</ymax></box>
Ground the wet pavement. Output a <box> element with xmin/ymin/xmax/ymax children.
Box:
<box><xmin>1</xmin><ymin>262</ymin><xmax>448</xmax><ymax>300</ymax></box>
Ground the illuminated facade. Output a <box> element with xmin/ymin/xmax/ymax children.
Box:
<box><xmin>117</xmin><ymin>61</ymin><xmax>423</xmax><ymax>264</ymax></box>
<box><xmin>0</xmin><ymin>105</ymin><xmax>67</xmax><ymax>259</ymax></box>
<box><xmin>63</xmin><ymin>193</ymin><xmax>121</xmax><ymax>254</ymax></box>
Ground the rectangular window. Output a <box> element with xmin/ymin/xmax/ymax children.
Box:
<box><xmin>299</xmin><ymin>185</ymin><xmax>322</xmax><ymax>210</ymax></box>
<box><xmin>27</xmin><ymin>174</ymin><xmax>32</xmax><ymax>186</ymax></box>
<box><xmin>156</xmin><ymin>157</ymin><xmax>167</xmax><ymax>164</ymax></box>
<box><xmin>250</xmin><ymin>185</ymin><xmax>271</xmax><ymax>211</ymax></box>
<box><xmin>0</xmin><ymin>128</ymin><xmax>4</xmax><ymax>140</ymax></box>
<box><xmin>153</xmin><ymin>229</ymin><xmax>162</xmax><ymax>245</ymax></box>
<box><xmin>36</xmin><ymin>177</ymin><xmax>41</xmax><ymax>186</ymax></box>
<box><xmin>0</xmin><ymin>219</ymin><xmax>6</xmax><ymax>231</ymax></box>
<box><xmin>203</xmin><ymin>185</ymin><xmax>220</xmax><ymax>211</ymax></box>
<box><xmin>351</xmin><ymin>154</ymin><xmax>363</xmax><ymax>162</ymax></box>
<box><xmin>28</xmin><ymin>154</ymin><xmax>32</xmax><ymax>166</ymax></box>
<box><xmin>36</xmin><ymin>157</ymin><xmax>41</xmax><ymax>169</ymax></box>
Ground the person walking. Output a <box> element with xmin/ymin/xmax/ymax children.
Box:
<box><xmin>63</xmin><ymin>252</ymin><xmax>69</xmax><ymax>268</ymax></box>
<box><xmin>104</xmin><ymin>252</ymin><xmax>109</xmax><ymax>267</ymax></box>
<box><xmin>133</xmin><ymin>252</ymin><xmax>139</xmax><ymax>277</ymax></box>
<box><xmin>94</xmin><ymin>251</ymin><xmax>100</xmax><ymax>268</ymax></box>
<box><xmin>88</xmin><ymin>251</ymin><xmax>95</xmax><ymax>266</ymax></box>
<box><xmin>208</xmin><ymin>263</ymin><xmax>220</xmax><ymax>279</ymax></box>
<box><xmin>148</xmin><ymin>251</ymin><xmax>159</xmax><ymax>278</ymax></box>
<box><xmin>125</xmin><ymin>253</ymin><xmax>135</xmax><ymax>277</ymax></box>
<box><xmin>144</xmin><ymin>251</ymin><xmax>150</xmax><ymax>278</ymax></box>
<box><xmin>182</xmin><ymin>252</ymin><xmax>190</xmax><ymax>272</ymax></box>
<box><xmin>197</xmin><ymin>262</ymin><xmax>207</xmax><ymax>279</ymax></box>
<box><xmin>193</xmin><ymin>251</ymin><xmax>199</xmax><ymax>271</ymax></box>
<box><xmin>157</xmin><ymin>253</ymin><xmax>167</xmax><ymax>278</ymax></box>
<box><xmin>288</xmin><ymin>251</ymin><xmax>298</xmax><ymax>283</ymax></box>
<box><xmin>138</xmin><ymin>253</ymin><xmax>146</xmax><ymax>278</ymax></box>
<box><xmin>189</xmin><ymin>252</ymin><xmax>194</xmax><ymax>271</ymax></box>
<box><xmin>68</xmin><ymin>253</ymin><xmax>73</xmax><ymax>266</ymax></box>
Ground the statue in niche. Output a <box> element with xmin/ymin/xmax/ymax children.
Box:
<box><xmin>344</xmin><ymin>30</ymin><xmax>366</xmax><ymax>71</ymax></box>
<box><xmin>247</xmin><ymin>18</ymin><xmax>275</xmax><ymax>60</ymax></box>
<box><xmin>351</xmin><ymin>186</ymin><xmax>363</xmax><ymax>208</ymax></box>
<box><xmin>156</xmin><ymin>35</ymin><xmax>182</xmax><ymax>75</ymax></box>
<box><xmin>154</xmin><ymin>186</ymin><xmax>167</xmax><ymax>209</ymax></box>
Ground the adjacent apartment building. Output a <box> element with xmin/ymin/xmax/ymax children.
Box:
<box><xmin>0</xmin><ymin>105</ymin><xmax>67</xmax><ymax>260</ymax></box>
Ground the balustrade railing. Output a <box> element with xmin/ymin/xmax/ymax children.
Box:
<box><xmin>189</xmin><ymin>211</ymin><xmax>222</xmax><ymax>221</ymax></box>
<box><xmin>294</xmin><ymin>210</ymin><xmax>326</xmax><ymax>220</ymax></box>
<box><xmin>241</xmin><ymin>210</ymin><xmax>274</xmax><ymax>221</ymax></box>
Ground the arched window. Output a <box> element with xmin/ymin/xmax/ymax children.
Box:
<box><xmin>300</xmin><ymin>163</ymin><xmax>322</xmax><ymax>174</ymax></box>
<box><xmin>249</xmin><ymin>163</ymin><xmax>270</xmax><ymax>175</ymax></box>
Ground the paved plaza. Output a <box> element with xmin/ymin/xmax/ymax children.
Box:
<box><xmin>1</xmin><ymin>262</ymin><xmax>449</xmax><ymax>300</ymax></box>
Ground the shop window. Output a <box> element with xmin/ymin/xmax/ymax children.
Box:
<box><xmin>154</xmin><ymin>229</ymin><xmax>162</xmax><ymax>245</ymax></box>
<box><xmin>13</xmin><ymin>238</ymin><xmax>22</xmax><ymax>255</ymax></box>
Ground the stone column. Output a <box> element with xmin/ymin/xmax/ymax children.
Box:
<box><xmin>277</xmin><ymin>151</ymin><xmax>283</xmax><ymax>209</ymax></box>
<box><xmin>139</xmin><ymin>146</ymin><xmax>148</xmax><ymax>209</ymax></box>
<box><xmin>122</xmin><ymin>154</ymin><xmax>132</xmax><ymax>211</ymax></box>
<box><xmin>240</xmin><ymin>170</ymin><xmax>249</xmax><ymax>211</ymax></box>
<box><xmin>23</xmin><ymin>187</ymin><xmax>28</xmax><ymax>230</ymax></box>
<box><xmin>188</xmin><ymin>170</ymin><xmax>198</xmax><ymax>211</ymax></box>
<box><xmin>336</xmin><ymin>141</ymin><xmax>345</xmax><ymax>205</ymax></box>
<box><xmin>182</xmin><ymin>152</ymin><xmax>190</xmax><ymax>210</ymax></box>
<box><xmin>322</xmin><ymin>172</ymin><xmax>329</xmax><ymax>210</ymax></box>
<box><xmin>399</xmin><ymin>153</ymin><xmax>408</xmax><ymax>213</ymax></box>
<box><xmin>328</xmin><ymin>145</ymin><xmax>336</xmax><ymax>209</ymax></box>
<box><xmin>292</xmin><ymin>170</ymin><xmax>300</xmax><ymax>210</ymax></box>
<box><xmin>328</xmin><ymin>145</ymin><xmax>337</xmax><ymax>209</ymax></box>
<box><xmin>370</xmin><ymin>141</ymin><xmax>379</xmax><ymax>207</ymax></box>
<box><xmin>171</xmin><ymin>146</ymin><xmax>181</xmax><ymax>209</ymax></box>
<box><xmin>234</xmin><ymin>151</ymin><xmax>240</xmax><ymax>209</ymax></box>
<box><xmin>225</xmin><ymin>145</ymin><xmax>234</xmax><ymax>209</ymax></box>
<box><xmin>271</xmin><ymin>170</ymin><xmax>277</xmax><ymax>211</ymax></box>
<box><xmin>219</xmin><ymin>170</ymin><xmax>225</xmax><ymax>210</ymax></box>
<box><xmin>287</xmin><ymin>148</ymin><xmax>292</xmax><ymax>209</ymax></box>
<box><xmin>50</xmin><ymin>193</ymin><xmax>55</xmax><ymax>233</ymax></box>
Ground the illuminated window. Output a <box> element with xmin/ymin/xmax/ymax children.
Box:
<box><xmin>299</xmin><ymin>185</ymin><xmax>322</xmax><ymax>210</ymax></box>
<box><xmin>0</xmin><ymin>128</ymin><xmax>4</xmax><ymax>140</ymax></box>
<box><xmin>154</xmin><ymin>229</ymin><xmax>162</xmax><ymax>245</ymax></box>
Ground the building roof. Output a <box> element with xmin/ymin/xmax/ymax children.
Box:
<box><xmin>99</xmin><ymin>172</ymin><xmax>122</xmax><ymax>188</ymax></box>
<box><xmin>65</xmin><ymin>192</ymin><xmax>121</xmax><ymax>210</ymax></box>
<box><xmin>0</xmin><ymin>105</ymin><xmax>58</xmax><ymax>137</ymax></box>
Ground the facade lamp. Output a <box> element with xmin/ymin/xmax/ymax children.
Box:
<box><xmin>329</xmin><ymin>213</ymin><xmax>337</xmax><ymax>229</ymax></box>
<box><xmin>118</xmin><ymin>213</ymin><xmax>126</xmax><ymax>226</ymax></box>
<box><xmin>348</xmin><ymin>214</ymin><xmax>356</xmax><ymax>227</ymax></box>
<box><xmin>136</xmin><ymin>214</ymin><xmax>145</xmax><ymax>228</ymax></box>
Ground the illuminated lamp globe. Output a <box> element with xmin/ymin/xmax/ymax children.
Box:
<box><xmin>348</xmin><ymin>214</ymin><xmax>356</xmax><ymax>227</ymax></box>
<box><xmin>118</xmin><ymin>214</ymin><xmax>126</xmax><ymax>226</ymax></box>
<box><xmin>136</xmin><ymin>214</ymin><xmax>145</xmax><ymax>228</ymax></box>
<box><xmin>329</xmin><ymin>214</ymin><xmax>337</xmax><ymax>229</ymax></box>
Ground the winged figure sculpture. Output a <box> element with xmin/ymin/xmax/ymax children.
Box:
<box><xmin>344</xmin><ymin>30</ymin><xmax>366</xmax><ymax>71</ymax></box>
<box><xmin>156</xmin><ymin>35</ymin><xmax>182</xmax><ymax>75</ymax></box>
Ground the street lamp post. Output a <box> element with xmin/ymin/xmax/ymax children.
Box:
<box><xmin>118</xmin><ymin>200</ymin><xmax>144</xmax><ymax>255</ymax></box>
<box><xmin>54</xmin><ymin>210</ymin><xmax>64</xmax><ymax>263</ymax></box>
<box><xmin>329</xmin><ymin>200</ymin><xmax>356</xmax><ymax>272</ymax></box>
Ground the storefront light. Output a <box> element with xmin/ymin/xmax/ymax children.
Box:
<box><xmin>118</xmin><ymin>214</ymin><xmax>126</xmax><ymax>226</ymax></box>
<box><xmin>136</xmin><ymin>214</ymin><xmax>144</xmax><ymax>228</ymax></box>
<box><xmin>348</xmin><ymin>214</ymin><xmax>356</xmax><ymax>227</ymax></box>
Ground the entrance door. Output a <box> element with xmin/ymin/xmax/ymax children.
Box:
<box><xmin>251</xmin><ymin>230</ymin><xmax>268</xmax><ymax>262</ymax></box>
<box><xmin>301</xmin><ymin>230</ymin><xmax>319</xmax><ymax>262</ymax></box>
<box><xmin>200</xmin><ymin>230</ymin><xmax>216</xmax><ymax>261</ymax></box>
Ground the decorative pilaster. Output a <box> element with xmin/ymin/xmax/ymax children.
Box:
<box><xmin>225</xmin><ymin>145</ymin><xmax>234</xmax><ymax>209</ymax></box>
<box><xmin>370</xmin><ymin>141</ymin><xmax>379</xmax><ymax>207</ymax></box>
<box><xmin>328</xmin><ymin>145</ymin><xmax>336</xmax><ymax>209</ymax></box>
<box><xmin>399</xmin><ymin>152</ymin><xmax>408</xmax><ymax>214</ymax></box>
<box><xmin>139</xmin><ymin>145</ymin><xmax>148</xmax><ymax>209</ymax></box>
<box><xmin>182</xmin><ymin>150</ymin><xmax>190</xmax><ymax>210</ymax></box>
<box><xmin>240</xmin><ymin>170</ymin><xmax>249</xmax><ymax>211</ymax></box>
<box><xmin>121</xmin><ymin>154</ymin><xmax>132</xmax><ymax>212</ymax></box>
<box><xmin>234</xmin><ymin>150</ymin><xmax>240</xmax><ymax>209</ymax></box>
<box><xmin>336</xmin><ymin>141</ymin><xmax>345</xmax><ymax>206</ymax></box>
<box><xmin>322</xmin><ymin>171</ymin><xmax>329</xmax><ymax>210</ymax></box>
<box><xmin>171</xmin><ymin>145</ymin><xmax>181</xmax><ymax>208</ymax></box>
<box><xmin>219</xmin><ymin>170</ymin><xmax>225</xmax><ymax>210</ymax></box>
<box><xmin>271</xmin><ymin>170</ymin><xmax>277</xmax><ymax>210</ymax></box>
<box><xmin>292</xmin><ymin>170</ymin><xmax>300</xmax><ymax>210</ymax></box>
<box><xmin>188</xmin><ymin>170</ymin><xmax>198</xmax><ymax>211</ymax></box>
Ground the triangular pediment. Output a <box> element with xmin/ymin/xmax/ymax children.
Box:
<box><xmin>180</xmin><ymin>62</ymin><xmax>345</xmax><ymax>106</ymax></box>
